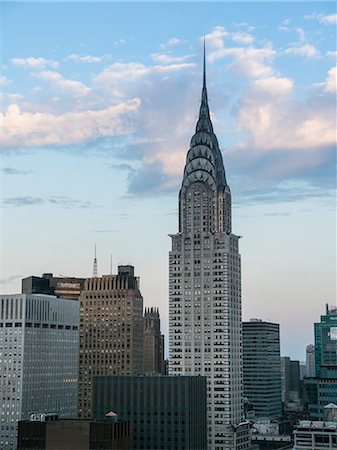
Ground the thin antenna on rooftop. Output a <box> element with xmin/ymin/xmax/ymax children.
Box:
<box><xmin>110</xmin><ymin>254</ymin><xmax>112</xmax><ymax>275</ymax></box>
<box><xmin>93</xmin><ymin>245</ymin><xmax>98</xmax><ymax>277</ymax></box>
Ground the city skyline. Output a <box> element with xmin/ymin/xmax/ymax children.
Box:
<box><xmin>1</xmin><ymin>2</ymin><xmax>336</xmax><ymax>361</ymax></box>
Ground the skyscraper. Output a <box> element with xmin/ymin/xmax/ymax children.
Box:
<box><xmin>143</xmin><ymin>307</ymin><xmax>165</xmax><ymax>374</ymax></box>
<box><xmin>78</xmin><ymin>265</ymin><xmax>143</xmax><ymax>419</ymax></box>
<box><xmin>243</xmin><ymin>319</ymin><xmax>282</xmax><ymax>419</ymax></box>
<box><xmin>168</xmin><ymin>46</ymin><xmax>250</xmax><ymax>450</ymax></box>
<box><xmin>304</xmin><ymin>305</ymin><xmax>337</xmax><ymax>421</ymax></box>
<box><xmin>0</xmin><ymin>294</ymin><xmax>78</xmax><ymax>450</ymax></box>
<box><xmin>306</xmin><ymin>344</ymin><xmax>316</xmax><ymax>378</ymax></box>
<box><xmin>22</xmin><ymin>273</ymin><xmax>85</xmax><ymax>301</ymax></box>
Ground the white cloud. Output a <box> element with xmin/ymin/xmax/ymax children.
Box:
<box><xmin>323</xmin><ymin>66</ymin><xmax>337</xmax><ymax>93</ymax></box>
<box><xmin>237</xmin><ymin>76</ymin><xmax>336</xmax><ymax>152</ymax></box>
<box><xmin>0</xmin><ymin>75</ymin><xmax>11</xmax><ymax>86</ymax></box>
<box><xmin>320</xmin><ymin>13</ymin><xmax>337</xmax><ymax>25</ymax></box>
<box><xmin>231</xmin><ymin>31</ymin><xmax>254</xmax><ymax>45</ymax></box>
<box><xmin>34</xmin><ymin>71</ymin><xmax>91</xmax><ymax>97</ymax></box>
<box><xmin>65</xmin><ymin>54</ymin><xmax>103</xmax><ymax>63</ymax></box>
<box><xmin>284</xmin><ymin>44</ymin><xmax>320</xmax><ymax>59</ymax></box>
<box><xmin>2</xmin><ymin>99</ymin><xmax>141</xmax><ymax>148</ymax></box>
<box><xmin>11</xmin><ymin>57</ymin><xmax>59</xmax><ymax>69</ymax></box>
<box><xmin>204</xmin><ymin>26</ymin><xmax>275</xmax><ymax>79</ymax></box>
<box><xmin>326</xmin><ymin>50</ymin><xmax>337</xmax><ymax>58</ymax></box>
<box><xmin>211</xmin><ymin>46</ymin><xmax>276</xmax><ymax>78</ymax></box>
<box><xmin>94</xmin><ymin>61</ymin><xmax>195</xmax><ymax>96</ymax></box>
<box><xmin>295</xmin><ymin>27</ymin><xmax>306</xmax><ymax>41</ymax></box>
<box><xmin>305</xmin><ymin>12</ymin><xmax>337</xmax><ymax>25</ymax></box>
<box><xmin>161</xmin><ymin>38</ymin><xmax>187</xmax><ymax>48</ymax></box>
<box><xmin>205</xmin><ymin>26</ymin><xmax>228</xmax><ymax>53</ymax></box>
<box><xmin>150</xmin><ymin>53</ymin><xmax>194</xmax><ymax>65</ymax></box>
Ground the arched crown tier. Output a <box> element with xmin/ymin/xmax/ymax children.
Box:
<box><xmin>179</xmin><ymin>44</ymin><xmax>232</xmax><ymax>235</ymax></box>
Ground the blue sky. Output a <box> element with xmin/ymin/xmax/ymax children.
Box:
<box><xmin>1</xmin><ymin>2</ymin><xmax>336</xmax><ymax>360</ymax></box>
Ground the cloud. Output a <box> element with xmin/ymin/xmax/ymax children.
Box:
<box><xmin>11</xmin><ymin>57</ymin><xmax>59</xmax><ymax>69</ymax></box>
<box><xmin>326</xmin><ymin>51</ymin><xmax>337</xmax><ymax>58</ymax></box>
<box><xmin>323</xmin><ymin>66</ymin><xmax>337</xmax><ymax>93</ymax></box>
<box><xmin>212</xmin><ymin>45</ymin><xmax>276</xmax><ymax>78</ymax></box>
<box><xmin>151</xmin><ymin>53</ymin><xmax>194</xmax><ymax>65</ymax></box>
<box><xmin>305</xmin><ymin>13</ymin><xmax>337</xmax><ymax>25</ymax></box>
<box><xmin>295</xmin><ymin>27</ymin><xmax>306</xmax><ymax>42</ymax></box>
<box><xmin>231</xmin><ymin>32</ymin><xmax>254</xmax><ymax>45</ymax></box>
<box><xmin>284</xmin><ymin>44</ymin><xmax>320</xmax><ymax>58</ymax></box>
<box><xmin>48</xmin><ymin>196</ymin><xmax>98</xmax><ymax>209</ymax></box>
<box><xmin>3</xmin><ymin>195</ymin><xmax>99</xmax><ymax>209</ymax></box>
<box><xmin>319</xmin><ymin>13</ymin><xmax>337</xmax><ymax>25</ymax></box>
<box><xmin>34</xmin><ymin>71</ymin><xmax>91</xmax><ymax>97</ymax></box>
<box><xmin>161</xmin><ymin>38</ymin><xmax>187</xmax><ymax>48</ymax></box>
<box><xmin>2</xmin><ymin>98</ymin><xmax>141</xmax><ymax>148</ymax></box>
<box><xmin>0</xmin><ymin>75</ymin><xmax>11</xmax><ymax>86</ymax></box>
<box><xmin>205</xmin><ymin>27</ymin><xmax>275</xmax><ymax>78</ymax></box>
<box><xmin>65</xmin><ymin>54</ymin><xmax>103</xmax><ymax>63</ymax></box>
<box><xmin>236</xmin><ymin>75</ymin><xmax>336</xmax><ymax>152</ymax></box>
<box><xmin>94</xmin><ymin>61</ymin><xmax>195</xmax><ymax>91</ymax></box>
<box><xmin>2</xmin><ymin>167</ymin><xmax>32</xmax><ymax>175</ymax></box>
<box><xmin>3</xmin><ymin>196</ymin><xmax>44</xmax><ymax>207</ymax></box>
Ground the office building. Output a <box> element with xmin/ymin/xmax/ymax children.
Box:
<box><xmin>314</xmin><ymin>304</ymin><xmax>337</xmax><ymax>378</ymax></box>
<box><xmin>243</xmin><ymin>320</ymin><xmax>282</xmax><ymax>419</ymax></box>
<box><xmin>0</xmin><ymin>294</ymin><xmax>78</xmax><ymax>450</ymax></box>
<box><xmin>306</xmin><ymin>345</ymin><xmax>316</xmax><ymax>378</ymax></box>
<box><xmin>281</xmin><ymin>357</ymin><xmax>301</xmax><ymax>405</ymax></box>
<box><xmin>17</xmin><ymin>413</ymin><xmax>130</xmax><ymax>450</ymax></box>
<box><xmin>304</xmin><ymin>305</ymin><xmax>337</xmax><ymax>421</ymax></box>
<box><xmin>168</xmin><ymin>46</ymin><xmax>250</xmax><ymax>449</ymax></box>
<box><xmin>78</xmin><ymin>265</ymin><xmax>143</xmax><ymax>419</ymax></box>
<box><xmin>93</xmin><ymin>375</ymin><xmax>207</xmax><ymax>450</ymax></box>
<box><xmin>293</xmin><ymin>420</ymin><xmax>337</xmax><ymax>449</ymax></box>
<box><xmin>143</xmin><ymin>307</ymin><xmax>165</xmax><ymax>374</ymax></box>
<box><xmin>22</xmin><ymin>273</ymin><xmax>85</xmax><ymax>301</ymax></box>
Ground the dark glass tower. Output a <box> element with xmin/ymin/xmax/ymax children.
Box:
<box><xmin>169</xmin><ymin>45</ymin><xmax>250</xmax><ymax>450</ymax></box>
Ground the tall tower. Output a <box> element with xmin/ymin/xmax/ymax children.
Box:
<box><xmin>78</xmin><ymin>265</ymin><xmax>143</xmax><ymax>419</ymax></box>
<box><xmin>169</xmin><ymin>44</ymin><xmax>250</xmax><ymax>450</ymax></box>
<box><xmin>143</xmin><ymin>307</ymin><xmax>165</xmax><ymax>374</ymax></box>
<box><xmin>243</xmin><ymin>319</ymin><xmax>282</xmax><ymax>419</ymax></box>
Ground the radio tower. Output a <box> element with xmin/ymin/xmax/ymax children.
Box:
<box><xmin>93</xmin><ymin>245</ymin><xmax>98</xmax><ymax>277</ymax></box>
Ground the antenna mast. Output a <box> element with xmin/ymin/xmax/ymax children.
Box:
<box><xmin>93</xmin><ymin>245</ymin><xmax>98</xmax><ymax>277</ymax></box>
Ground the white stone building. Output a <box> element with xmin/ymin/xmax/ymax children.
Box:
<box><xmin>306</xmin><ymin>344</ymin><xmax>316</xmax><ymax>377</ymax></box>
<box><xmin>0</xmin><ymin>294</ymin><xmax>78</xmax><ymax>449</ymax></box>
<box><xmin>169</xmin><ymin>48</ymin><xmax>250</xmax><ymax>450</ymax></box>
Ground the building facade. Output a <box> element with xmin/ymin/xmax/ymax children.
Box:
<box><xmin>294</xmin><ymin>420</ymin><xmax>337</xmax><ymax>450</ymax></box>
<box><xmin>93</xmin><ymin>375</ymin><xmax>207</xmax><ymax>450</ymax></box>
<box><xmin>0</xmin><ymin>294</ymin><xmax>78</xmax><ymax>450</ymax></box>
<box><xmin>315</xmin><ymin>305</ymin><xmax>337</xmax><ymax>378</ymax></box>
<box><xmin>306</xmin><ymin>345</ymin><xmax>316</xmax><ymax>378</ymax></box>
<box><xmin>168</xmin><ymin>49</ymin><xmax>250</xmax><ymax>449</ymax></box>
<box><xmin>17</xmin><ymin>414</ymin><xmax>130</xmax><ymax>450</ymax></box>
<box><xmin>143</xmin><ymin>307</ymin><xmax>165</xmax><ymax>374</ymax></box>
<box><xmin>281</xmin><ymin>357</ymin><xmax>301</xmax><ymax>405</ymax></box>
<box><xmin>22</xmin><ymin>273</ymin><xmax>85</xmax><ymax>301</ymax></box>
<box><xmin>243</xmin><ymin>320</ymin><xmax>282</xmax><ymax>419</ymax></box>
<box><xmin>304</xmin><ymin>305</ymin><xmax>337</xmax><ymax>421</ymax></box>
<box><xmin>78</xmin><ymin>265</ymin><xmax>143</xmax><ymax>419</ymax></box>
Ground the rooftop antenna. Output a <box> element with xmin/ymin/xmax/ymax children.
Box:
<box><xmin>110</xmin><ymin>254</ymin><xmax>112</xmax><ymax>275</ymax></box>
<box><xmin>93</xmin><ymin>245</ymin><xmax>98</xmax><ymax>277</ymax></box>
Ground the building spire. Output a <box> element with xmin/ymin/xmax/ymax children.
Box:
<box><xmin>93</xmin><ymin>245</ymin><xmax>98</xmax><ymax>277</ymax></box>
<box><xmin>197</xmin><ymin>37</ymin><xmax>212</xmax><ymax>133</ymax></box>
<box><xmin>203</xmin><ymin>35</ymin><xmax>206</xmax><ymax>89</ymax></box>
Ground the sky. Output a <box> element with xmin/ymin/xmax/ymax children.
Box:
<box><xmin>1</xmin><ymin>1</ymin><xmax>336</xmax><ymax>360</ymax></box>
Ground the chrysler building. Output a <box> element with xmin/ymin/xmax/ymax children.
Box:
<box><xmin>169</xmin><ymin>45</ymin><xmax>251</xmax><ymax>450</ymax></box>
